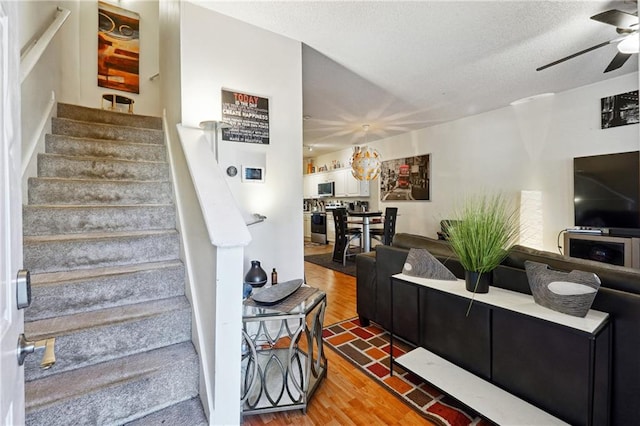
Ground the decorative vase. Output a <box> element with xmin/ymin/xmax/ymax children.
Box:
<box><xmin>524</xmin><ymin>260</ymin><xmax>601</xmax><ymax>317</ymax></box>
<box><xmin>465</xmin><ymin>270</ymin><xmax>490</xmax><ymax>294</ymax></box>
<box><xmin>244</xmin><ymin>260</ymin><xmax>267</xmax><ymax>288</ymax></box>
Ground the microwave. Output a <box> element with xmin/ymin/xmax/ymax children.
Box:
<box><xmin>318</xmin><ymin>181</ymin><xmax>334</xmax><ymax>197</ymax></box>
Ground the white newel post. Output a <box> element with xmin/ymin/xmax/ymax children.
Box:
<box><xmin>211</xmin><ymin>246</ymin><xmax>244</xmax><ymax>425</ymax></box>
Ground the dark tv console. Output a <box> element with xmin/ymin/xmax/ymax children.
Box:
<box><xmin>608</xmin><ymin>227</ymin><xmax>640</xmax><ymax>238</ymax></box>
<box><xmin>564</xmin><ymin>233</ymin><xmax>640</xmax><ymax>268</ymax></box>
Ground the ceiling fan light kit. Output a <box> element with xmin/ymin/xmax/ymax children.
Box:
<box><xmin>537</xmin><ymin>7</ymin><xmax>639</xmax><ymax>73</ymax></box>
<box><xmin>617</xmin><ymin>33</ymin><xmax>639</xmax><ymax>54</ymax></box>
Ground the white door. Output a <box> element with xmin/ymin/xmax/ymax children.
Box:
<box><xmin>0</xmin><ymin>1</ymin><xmax>25</xmax><ymax>424</ymax></box>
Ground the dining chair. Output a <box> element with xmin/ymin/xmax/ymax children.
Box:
<box><xmin>438</xmin><ymin>219</ymin><xmax>461</xmax><ymax>240</ymax></box>
<box><xmin>370</xmin><ymin>207</ymin><xmax>398</xmax><ymax>246</ymax></box>
<box><xmin>332</xmin><ymin>208</ymin><xmax>362</xmax><ymax>265</ymax></box>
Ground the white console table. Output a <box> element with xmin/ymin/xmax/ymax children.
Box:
<box><xmin>390</xmin><ymin>274</ymin><xmax>611</xmax><ymax>426</ymax></box>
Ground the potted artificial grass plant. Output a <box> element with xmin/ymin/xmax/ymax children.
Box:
<box><xmin>445</xmin><ymin>193</ymin><xmax>519</xmax><ymax>298</ymax></box>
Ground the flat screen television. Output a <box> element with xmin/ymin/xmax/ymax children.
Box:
<box><xmin>573</xmin><ymin>151</ymin><xmax>640</xmax><ymax>231</ymax></box>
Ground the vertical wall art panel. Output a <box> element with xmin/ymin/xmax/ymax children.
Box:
<box><xmin>98</xmin><ymin>1</ymin><xmax>140</xmax><ymax>93</ymax></box>
<box><xmin>601</xmin><ymin>90</ymin><xmax>639</xmax><ymax>129</ymax></box>
<box><xmin>380</xmin><ymin>154</ymin><xmax>431</xmax><ymax>201</ymax></box>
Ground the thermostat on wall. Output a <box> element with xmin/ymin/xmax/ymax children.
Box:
<box><xmin>241</xmin><ymin>165</ymin><xmax>265</xmax><ymax>183</ymax></box>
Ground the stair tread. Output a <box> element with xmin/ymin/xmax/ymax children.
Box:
<box><xmin>30</xmin><ymin>260</ymin><xmax>183</xmax><ymax>285</ymax></box>
<box><xmin>124</xmin><ymin>397</ymin><xmax>207</xmax><ymax>426</ymax></box>
<box><xmin>53</xmin><ymin>116</ymin><xmax>164</xmax><ymax>135</ymax></box>
<box><xmin>39</xmin><ymin>152</ymin><xmax>167</xmax><ymax>166</ymax></box>
<box><xmin>47</xmin><ymin>133</ymin><xmax>164</xmax><ymax>148</ymax></box>
<box><xmin>24</xmin><ymin>229</ymin><xmax>178</xmax><ymax>243</ymax></box>
<box><xmin>25</xmin><ymin>296</ymin><xmax>190</xmax><ymax>337</ymax></box>
<box><xmin>24</xmin><ymin>203</ymin><xmax>174</xmax><ymax>210</ymax></box>
<box><xmin>25</xmin><ymin>342</ymin><xmax>196</xmax><ymax>411</ymax></box>
<box><xmin>57</xmin><ymin>103</ymin><xmax>162</xmax><ymax>130</ymax></box>
<box><xmin>28</xmin><ymin>176</ymin><xmax>169</xmax><ymax>184</ymax></box>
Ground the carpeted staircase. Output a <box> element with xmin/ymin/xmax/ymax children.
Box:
<box><xmin>22</xmin><ymin>103</ymin><xmax>208</xmax><ymax>425</ymax></box>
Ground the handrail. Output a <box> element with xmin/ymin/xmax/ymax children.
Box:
<box><xmin>176</xmin><ymin>124</ymin><xmax>251</xmax><ymax>247</ymax></box>
<box><xmin>20</xmin><ymin>6</ymin><xmax>70</xmax><ymax>83</ymax></box>
<box><xmin>246</xmin><ymin>213</ymin><xmax>267</xmax><ymax>226</ymax></box>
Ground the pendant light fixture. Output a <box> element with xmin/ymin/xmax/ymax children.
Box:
<box><xmin>351</xmin><ymin>124</ymin><xmax>381</xmax><ymax>181</ymax></box>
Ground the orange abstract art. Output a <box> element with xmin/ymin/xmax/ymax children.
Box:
<box><xmin>98</xmin><ymin>1</ymin><xmax>140</xmax><ymax>94</ymax></box>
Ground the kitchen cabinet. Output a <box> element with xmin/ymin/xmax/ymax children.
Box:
<box><xmin>303</xmin><ymin>213</ymin><xmax>311</xmax><ymax>240</ymax></box>
<box><xmin>345</xmin><ymin>171</ymin><xmax>370</xmax><ymax>197</ymax></box>
<box><xmin>317</xmin><ymin>171</ymin><xmax>334</xmax><ymax>184</ymax></box>
<box><xmin>303</xmin><ymin>173</ymin><xmax>318</xmax><ymax>198</ymax></box>
<box><xmin>304</xmin><ymin>169</ymin><xmax>370</xmax><ymax>198</ymax></box>
<box><xmin>333</xmin><ymin>171</ymin><xmax>346</xmax><ymax>197</ymax></box>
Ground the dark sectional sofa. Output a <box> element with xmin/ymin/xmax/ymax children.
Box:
<box><xmin>356</xmin><ymin>232</ymin><xmax>640</xmax><ymax>425</ymax></box>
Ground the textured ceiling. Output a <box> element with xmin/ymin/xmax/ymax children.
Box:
<box><xmin>194</xmin><ymin>1</ymin><xmax>639</xmax><ymax>157</ymax></box>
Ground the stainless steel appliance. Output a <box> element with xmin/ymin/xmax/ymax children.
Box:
<box><xmin>311</xmin><ymin>212</ymin><xmax>327</xmax><ymax>244</ymax></box>
<box><xmin>317</xmin><ymin>182</ymin><xmax>334</xmax><ymax>197</ymax></box>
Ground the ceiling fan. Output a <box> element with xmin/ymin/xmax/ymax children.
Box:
<box><xmin>537</xmin><ymin>8</ymin><xmax>639</xmax><ymax>73</ymax></box>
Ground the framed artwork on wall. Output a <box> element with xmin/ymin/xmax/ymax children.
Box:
<box><xmin>601</xmin><ymin>90</ymin><xmax>639</xmax><ymax>129</ymax></box>
<box><xmin>98</xmin><ymin>1</ymin><xmax>140</xmax><ymax>94</ymax></box>
<box><xmin>380</xmin><ymin>154</ymin><xmax>431</xmax><ymax>201</ymax></box>
<box><xmin>221</xmin><ymin>89</ymin><xmax>270</xmax><ymax>144</ymax></box>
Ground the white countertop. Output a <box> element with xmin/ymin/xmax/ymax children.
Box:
<box><xmin>396</xmin><ymin>348</ymin><xmax>569</xmax><ymax>425</ymax></box>
<box><xmin>392</xmin><ymin>273</ymin><xmax>609</xmax><ymax>334</ymax></box>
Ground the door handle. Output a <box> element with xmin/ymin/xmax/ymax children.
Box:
<box><xmin>17</xmin><ymin>334</ymin><xmax>56</xmax><ymax>369</ymax></box>
<box><xmin>16</xmin><ymin>269</ymin><xmax>31</xmax><ymax>309</ymax></box>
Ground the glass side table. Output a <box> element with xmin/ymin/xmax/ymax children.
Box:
<box><xmin>241</xmin><ymin>286</ymin><xmax>327</xmax><ymax>415</ymax></box>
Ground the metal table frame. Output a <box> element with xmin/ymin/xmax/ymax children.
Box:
<box><xmin>347</xmin><ymin>211</ymin><xmax>382</xmax><ymax>252</ymax></box>
<box><xmin>241</xmin><ymin>289</ymin><xmax>327</xmax><ymax>415</ymax></box>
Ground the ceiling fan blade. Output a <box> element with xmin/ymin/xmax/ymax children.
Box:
<box><xmin>536</xmin><ymin>40</ymin><xmax>612</xmax><ymax>71</ymax></box>
<box><xmin>604</xmin><ymin>51</ymin><xmax>632</xmax><ymax>72</ymax></box>
<box><xmin>591</xmin><ymin>9</ymin><xmax>638</xmax><ymax>29</ymax></box>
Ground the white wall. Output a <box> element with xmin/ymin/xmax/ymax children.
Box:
<box><xmin>311</xmin><ymin>73</ymin><xmax>639</xmax><ymax>252</ymax></box>
<box><xmin>180</xmin><ymin>2</ymin><xmax>304</xmax><ymax>283</ymax></box>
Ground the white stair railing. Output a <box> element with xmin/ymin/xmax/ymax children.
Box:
<box><xmin>20</xmin><ymin>6</ymin><xmax>70</xmax><ymax>83</ymax></box>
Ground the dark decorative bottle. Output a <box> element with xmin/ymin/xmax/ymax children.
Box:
<box><xmin>244</xmin><ymin>260</ymin><xmax>267</xmax><ymax>288</ymax></box>
<box><xmin>271</xmin><ymin>268</ymin><xmax>278</xmax><ymax>285</ymax></box>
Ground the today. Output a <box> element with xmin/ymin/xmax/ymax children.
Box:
<box><xmin>234</xmin><ymin>93</ymin><xmax>258</xmax><ymax>105</ymax></box>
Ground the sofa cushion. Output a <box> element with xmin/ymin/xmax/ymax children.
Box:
<box><xmin>505</xmin><ymin>244</ymin><xmax>640</xmax><ymax>295</ymax></box>
<box><xmin>355</xmin><ymin>252</ymin><xmax>376</xmax><ymax>323</ymax></box>
<box><xmin>392</xmin><ymin>233</ymin><xmax>456</xmax><ymax>257</ymax></box>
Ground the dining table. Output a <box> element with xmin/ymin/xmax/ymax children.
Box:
<box><xmin>347</xmin><ymin>211</ymin><xmax>383</xmax><ymax>252</ymax></box>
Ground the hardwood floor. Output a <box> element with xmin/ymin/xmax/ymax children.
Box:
<box><xmin>241</xmin><ymin>244</ymin><xmax>433</xmax><ymax>425</ymax></box>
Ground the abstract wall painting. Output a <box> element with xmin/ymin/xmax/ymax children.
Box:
<box><xmin>98</xmin><ymin>1</ymin><xmax>140</xmax><ymax>94</ymax></box>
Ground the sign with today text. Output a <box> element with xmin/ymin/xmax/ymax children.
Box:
<box><xmin>221</xmin><ymin>89</ymin><xmax>270</xmax><ymax>144</ymax></box>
